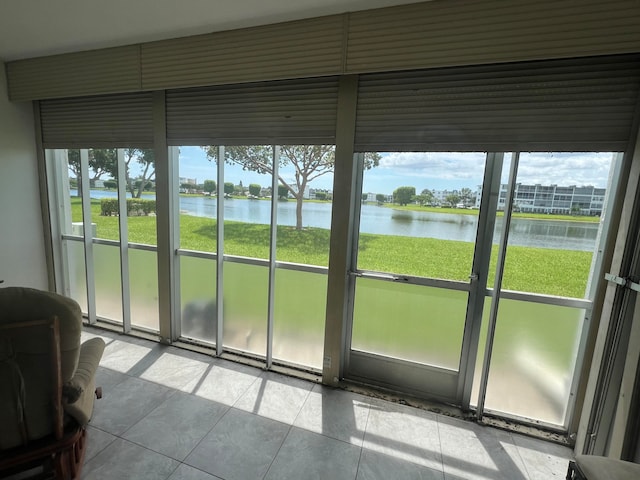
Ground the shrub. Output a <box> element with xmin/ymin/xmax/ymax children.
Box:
<box><xmin>100</xmin><ymin>198</ymin><xmax>156</xmax><ymax>216</ymax></box>
<box><xmin>100</xmin><ymin>199</ymin><xmax>118</xmax><ymax>216</ymax></box>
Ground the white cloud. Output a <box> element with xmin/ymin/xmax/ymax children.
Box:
<box><xmin>379</xmin><ymin>152</ymin><xmax>486</xmax><ymax>181</ymax></box>
<box><xmin>511</xmin><ymin>152</ymin><xmax>613</xmax><ymax>187</ymax></box>
<box><xmin>377</xmin><ymin>151</ymin><xmax>615</xmax><ymax>188</ymax></box>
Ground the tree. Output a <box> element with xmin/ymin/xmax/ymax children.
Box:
<box><xmin>67</xmin><ymin>148</ymin><xmax>117</xmax><ymax>197</ymax></box>
<box><xmin>248</xmin><ymin>183</ymin><xmax>261</xmax><ymax>197</ymax></box>
<box><xmin>376</xmin><ymin>193</ymin><xmax>386</xmax><ymax>204</ymax></box>
<box><xmin>570</xmin><ymin>204</ymin><xmax>582</xmax><ymax>216</ymax></box>
<box><xmin>103</xmin><ymin>180</ymin><xmax>117</xmax><ymax>189</ymax></box>
<box><xmin>203</xmin><ymin>179</ymin><xmax>216</xmax><ymax>194</ymax></box>
<box><xmin>224</xmin><ymin>182</ymin><xmax>235</xmax><ymax>195</ymax></box>
<box><xmin>134</xmin><ymin>179</ymin><xmax>153</xmax><ymax>191</ymax></box>
<box><xmin>204</xmin><ymin>145</ymin><xmax>380</xmax><ymax>230</ymax></box>
<box><xmin>393</xmin><ymin>186</ymin><xmax>416</xmax><ymax>206</ymax></box>
<box><xmin>124</xmin><ymin>149</ymin><xmax>155</xmax><ymax>198</ymax></box>
<box><xmin>315</xmin><ymin>191</ymin><xmax>327</xmax><ymax>201</ymax></box>
<box><xmin>278</xmin><ymin>184</ymin><xmax>289</xmax><ymax>199</ymax></box>
<box><xmin>459</xmin><ymin>187</ymin><xmax>474</xmax><ymax>206</ymax></box>
<box><xmin>418</xmin><ymin>189</ymin><xmax>435</xmax><ymax>206</ymax></box>
<box><xmin>445</xmin><ymin>193</ymin><xmax>461</xmax><ymax>207</ymax></box>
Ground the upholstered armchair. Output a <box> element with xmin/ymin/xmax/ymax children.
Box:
<box><xmin>0</xmin><ymin>287</ymin><xmax>105</xmax><ymax>479</ymax></box>
<box><xmin>567</xmin><ymin>455</ymin><xmax>640</xmax><ymax>479</ymax></box>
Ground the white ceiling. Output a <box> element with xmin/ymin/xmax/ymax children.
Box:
<box><xmin>0</xmin><ymin>0</ymin><xmax>426</xmax><ymax>62</ymax></box>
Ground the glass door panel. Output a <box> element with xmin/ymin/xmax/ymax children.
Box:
<box><xmin>275</xmin><ymin>145</ymin><xmax>334</xmax><ymax>265</ymax></box>
<box><xmin>273</xmin><ymin>269</ymin><xmax>327</xmax><ymax>369</ymax></box>
<box><xmin>221</xmin><ymin>146</ymin><xmax>272</xmax><ymax>357</ymax></box>
<box><xmin>500</xmin><ymin>152</ymin><xmax>615</xmax><ymax>299</ymax></box>
<box><xmin>479</xmin><ymin>151</ymin><xmax>619</xmax><ymax>428</ymax></box>
<box><xmin>180</xmin><ymin>255</ymin><xmax>217</xmax><ymax>343</ymax></box>
<box><xmin>64</xmin><ymin>239</ymin><xmax>88</xmax><ymax>313</ymax></box>
<box><xmin>349</xmin><ymin>152</ymin><xmax>487</xmax><ymax>401</ymax></box>
<box><xmin>129</xmin><ymin>248</ymin><xmax>159</xmax><ymax>331</ymax></box>
<box><xmin>93</xmin><ymin>243</ymin><xmax>123</xmax><ymax>323</ymax></box>
<box><xmin>177</xmin><ymin>146</ymin><xmax>218</xmax><ymax>342</ymax></box>
<box><xmin>484</xmin><ymin>300</ymin><xmax>585</xmax><ymax>425</ymax></box>
<box><xmin>352</xmin><ymin>279</ymin><xmax>468</xmax><ymax>370</ymax></box>
<box><xmin>223</xmin><ymin>262</ymin><xmax>268</xmax><ymax>356</ymax></box>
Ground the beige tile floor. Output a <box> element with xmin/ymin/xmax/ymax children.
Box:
<box><xmin>80</xmin><ymin>328</ymin><xmax>574</xmax><ymax>480</ymax></box>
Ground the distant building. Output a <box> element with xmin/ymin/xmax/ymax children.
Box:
<box><xmin>433</xmin><ymin>188</ymin><xmax>477</xmax><ymax>207</ymax></box>
<box><xmin>362</xmin><ymin>192</ymin><xmax>391</xmax><ymax>203</ymax></box>
<box><xmin>179</xmin><ymin>177</ymin><xmax>197</xmax><ymax>185</ymax></box>
<box><xmin>495</xmin><ymin>184</ymin><xmax>606</xmax><ymax>216</ymax></box>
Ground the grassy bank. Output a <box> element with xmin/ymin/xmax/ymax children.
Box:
<box><xmin>72</xmin><ymin>198</ymin><xmax>590</xmax><ymax>298</ymax></box>
<box><xmin>381</xmin><ymin>203</ymin><xmax>601</xmax><ymax>223</ymax></box>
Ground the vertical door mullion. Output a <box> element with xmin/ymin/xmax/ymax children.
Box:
<box><xmin>476</xmin><ymin>152</ymin><xmax>520</xmax><ymax>420</ymax></box>
<box><xmin>458</xmin><ymin>152</ymin><xmax>504</xmax><ymax>408</ymax></box>
<box><xmin>48</xmin><ymin>150</ymin><xmax>71</xmax><ymax>296</ymax></box>
<box><xmin>343</xmin><ymin>152</ymin><xmax>365</xmax><ymax>372</ymax></box>
<box><xmin>267</xmin><ymin>146</ymin><xmax>279</xmax><ymax>368</ymax></box>
<box><xmin>216</xmin><ymin>146</ymin><xmax>225</xmax><ymax>356</ymax></box>
<box><xmin>168</xmin><ymin>146</ymin><xmax>181</xmax><ymax>340</ymax></box>
<box><xmin>80</xmin><ymin>149</ymin><xmax>96</xmax><ymax>324</ymax></box>
<box><xmin>117</xmin><ymin>148</ymin><xmax>131</xmax><ymax>333</ymax></box>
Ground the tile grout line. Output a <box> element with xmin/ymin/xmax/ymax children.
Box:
<box><xmin>180</xmin><ymin>402</ymin><xmax>235</xmax><ymax>470</ymax></box>
<box><xmin>259</xmin><ymin>380</ymin><xmax>314</xmax><ymax>480</ymax></box>
<box><xmin>353</xmin><ymin>398</ymin><xmax>374</xmax><ymax>480</ymax></box>
<box><xmin>434</xmin><ymin>414</ymin><xmax>446</xmax><ymax>480</ymax></box>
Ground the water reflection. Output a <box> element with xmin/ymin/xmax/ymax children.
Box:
<box><xmin>87</xmin><ymin>190</ymin><xmax>600</xmax><ymax>252</ymax></box>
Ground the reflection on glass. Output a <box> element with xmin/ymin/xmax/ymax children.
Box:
<box><xmin>129</xmin><ymin>249</ymin><xmax>159</xmax><ymax>331</ymax></box>
<box><xmin>179</xmin><ymin>146</ymin><xmax>217</xmax><ymax>253</ymax></box>
<box><xmin>93</xmin><ymin>244</ymin><xmax>123</xmax><ymax>323</ymax></box>
<box><xmin>357</xmin><ymin>152</ymin><xmax>485</xmax><ymax>281</ymax></box>
<box><xmin>180</xmin><ymin>256</ymin><xmax>217</xmax><ymax>343</ymax></box>
<box><xmin>223</xmin><ymin>262</ymin><xmax>268</xmax><ymax>357</ymax></box>
<box><xmin>64</xmin><ymin>240</ymin><xmax>87</xmax><ymax>314</ymax></box>
<box><xmin>352</xmin><ymin>278</ymin><xmax>467</xmax><ymax>370</ymax></box>
<box><xmin>276</xmin><ymin>145</ymin><xmax>335</xmax><ymax>266</ymax></box>
<box><xmin>484</xmin><ymin>299</ymin><xmax>584</xmax><ymax>426</ymax></box>
<box><xmin>500</xmin><ymin>152</ymin><xmax>615</xmax><ymax>298</ymax></box>
<box><xmin>273</xmin><ymin>269</ymin><xmax>327</xmax><ymax>370</ymax></box>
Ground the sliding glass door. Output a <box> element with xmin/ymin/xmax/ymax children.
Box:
<box><xmin>346</xmin><ymin>149</ymin><xmax>621</xmax><ymax>429</ymax></box>
<box><xmin>347</xmin><ymin>151</ymin><xmax>494</xmax><ymax>402</ymax></box>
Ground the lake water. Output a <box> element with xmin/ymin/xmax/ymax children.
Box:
<box><xmin>84</xmin><ymin>190</ymin><xmax>600</xmax><ymax>251</ymax></box>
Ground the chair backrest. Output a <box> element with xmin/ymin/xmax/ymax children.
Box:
<box><xmin>0</xmin><ymin>288</ymin><xmax>82</xmax><ymax>450</ymax></box>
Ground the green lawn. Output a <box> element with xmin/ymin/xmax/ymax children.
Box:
<box><xmin>72</xmin><ymin>198</ymin><xmax>591</xmax><ymax>298</ymax></box>
<box><xmin>70</xmin><ymin>197</ymin><xmax>587</xmax><ymax>379</ymax></box>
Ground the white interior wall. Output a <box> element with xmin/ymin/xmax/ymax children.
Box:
<box><xmin>0</xmin><ymin>63</ymin><xmax>48</xmax><ymax>289</ymax></box>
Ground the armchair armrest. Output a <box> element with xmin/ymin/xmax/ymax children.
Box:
<box><xmin>62</xmin><ymin>337</ymin><xmax>105</xmax><ymax>426</ymax></box>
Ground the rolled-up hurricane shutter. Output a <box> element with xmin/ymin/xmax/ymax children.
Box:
<box><xmin>354</xmin><ymin>54</ymin><xmax>640</xmax><ymax>152</ymax></box>
<box><xmin>40</xmin><ymin>92</ymin><xmax>154</xmax><ymax>149</ymax></box>
<box><xmin>166</xmin><ymin>76</ymin><xmax>339</xmax><ymax>146</ymax></box>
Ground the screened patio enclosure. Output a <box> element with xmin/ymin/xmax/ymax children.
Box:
<box><xmin>40</xmin><ymin>53</ymin><xmax>640</xmax><ymax>435</ymax></box>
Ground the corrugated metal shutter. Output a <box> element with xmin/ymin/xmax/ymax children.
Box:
<box><xmin>142</xmin><ymin>16</ymin><xmax>345</xmax><ymax>91</ymax></box>
<box><xmin>7</xmin><ymin>46</ymin><xmax>142</xmax><ymax>101</ymax></box>
<box><xmin>347</xmin><ymin>0</ymin><xmax>640</xmax><ymax>74</ymax></box>
<box><xmin>354</xmin><ymin>55</ymin><xmax>640</xmax><ymax>152</ymax></box>
<box><xmin>166</xmin><ymin>77</ymin><xmax>339</xmax><ymax>145</ymax></box>
<box><xmin>40</xmin><ymin>92</ymin><xmax>154</xmax><ymax>148</ymax></box>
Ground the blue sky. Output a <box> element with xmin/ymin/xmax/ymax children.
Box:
<box><xmin>172</xmin><ymin>147</ymin><xmax>615</xmax><ymax>195</ymax></box>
